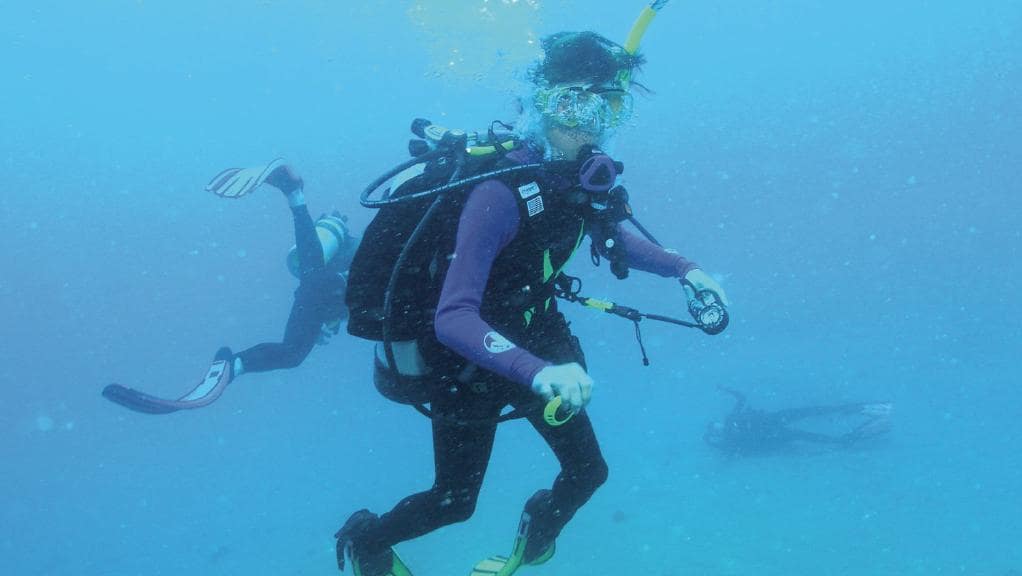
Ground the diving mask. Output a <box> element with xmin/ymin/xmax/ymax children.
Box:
<box><xmin>535</xmin><ymin>83</ymin><xmax>634</xmax><ymax>132</ymax></box>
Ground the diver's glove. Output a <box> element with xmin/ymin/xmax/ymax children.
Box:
<box><xmin>682</xmin><ymin>269</ymin><xmax>729</xmax><ymax>306</ymax></box>
<box><xmin>682</xmin><ymin>269</ymin><xmax>730</xmax><ymax>335</ymax></box>
<box><xmin>531</xmin><ymin>363</ymin><xmax>594</xmax><ymax>415</ymax></box>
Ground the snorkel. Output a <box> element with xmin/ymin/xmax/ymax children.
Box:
<box><xmin>529</xmin><ymin>1</ymin><xmax>671</xmax><ymax>160</ymax></box>
<box><xmin>619</xmin><ymin>0</ymin><xmax>671</xmax><ymax>87</ymax></box>
<box><xmin>543</xmin><ymin>0</ymin><xmax>672</xmax><ymax>427</ymax></box>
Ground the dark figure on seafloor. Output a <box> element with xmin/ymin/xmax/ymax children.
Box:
<box><xmin>704</xmin><ymin>386</ymin><xmax>893</xmax><ymax>456</ymax></box>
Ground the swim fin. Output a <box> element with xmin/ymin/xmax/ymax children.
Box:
<box><xmin>335</xmin><ymin>510</ymin><xmax>413</xmax><ymax>576</ymax></box>
<box><xmin>470</xmin><ymin>492</ymin><xmax>556</xmax><ymax>576</ymax></box>
<box><xmin>357</xmin><ymin>550</ymin><xmax>412</xmax><ymax>576</ymax></box>
<box><xmin>102</xmin><ymin>347</ymin><xmax>235</xmax><ymax>414</ymax></box>
<box><xmin>205</xmin><ymin>158</ymin><xmax>287</xmax><ymax>199</ymax></box>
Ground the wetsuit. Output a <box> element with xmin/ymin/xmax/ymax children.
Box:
<box><xmin>361</xmin><ymin>145</ymin><xmax>698</xmax><ymax>554</ymax></box>
<box><xmin>233</xmin><ymin>204</ymin><xmax>349</xmax><ymax>373</ymax></box>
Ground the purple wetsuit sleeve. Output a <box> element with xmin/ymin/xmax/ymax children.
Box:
<box><xmin>434</xmin><ymin>181</ymin><xmax>551</xmax><ymax>388</ymax></box>
<box><xmin>619</xmin><ymin>227</ymin><xmax>700</xmax><ymax>278</ymax></box>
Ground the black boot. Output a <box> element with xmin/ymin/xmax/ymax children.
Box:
<box><xmin>203</xmin><ymin>346</ymin><xmax>235</xmax><ymax>385</ymax></box>
<box><xmin>521</xmin><ymin>490</ymin><xmax>558</xmax><ymax>565</ymax></box>
<box><xmin>334</xmin><ymin>510</ymin><xmax>394</xmax><ymax>576</ymax></box>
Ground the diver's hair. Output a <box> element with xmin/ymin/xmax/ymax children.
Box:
<box><xmin>530</xmin><ymin>31</ymin><xmax>646</xmax><ymax>87</ymax></box>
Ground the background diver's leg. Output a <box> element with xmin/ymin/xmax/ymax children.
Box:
<box><xmin>290</xmin><ymin>203</ymin><xmax>326</xmax><ymax>279</ymax></box>
<box><xmin>231</xmin><ymin>203</ymin><xmax>326</xmax><ymax>374</ymax></box>
<box><xmin>232</xmin><ymin>284</ymin><xmax>320</xmax><ymax>373</ymax></box>
<box><xmin>782</xmin><ymin>428</ymin><xmax>851</xmax><ymax>445</ymax></box>
<box><xmin>774</xmin><ymin>403</ymin><xmax>867</xmax><ymax>425</ymax></box>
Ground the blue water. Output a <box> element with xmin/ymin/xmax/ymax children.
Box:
<box><xmin>2</xmin><ymin>1</ymin><xmax>1019</xmax><ymax>574</ymax></box>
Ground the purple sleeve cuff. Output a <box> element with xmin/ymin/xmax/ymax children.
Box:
<box><xmin>433</xmin><ymin>180</ymin><xmax>551</xmax><ymax>388</ymax></box>
<box><xmin>618</xmin><ymin>228</ymin><xmax>699</xmax><ymax>278</ymax></box>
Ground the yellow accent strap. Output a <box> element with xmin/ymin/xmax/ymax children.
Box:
<box><xmin>543</xmin><ymin>223</ymin><xmax>586</xmax><ymax>284</ymax></box>
<box><xmin>582</xmin><ymin>298</ymin><xmax>614</xmax><ymax>312</ymax></box>
<box><xmin>543</xmin><ymin>396</ymin><xmax>574</xmax><ymax>427</ymax></box>
<box><xmin>523</xmin><ymin>308</ymin><xmax>534</xmax><ymax>327</ymax></box>
<box><xmin>468</xmin><ymin>139</ymin><xmax>517</xmax><ymax>157</ymax></box>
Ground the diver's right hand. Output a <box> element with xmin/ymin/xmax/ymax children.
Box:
<box><xmin>531</xmin><ymin>363</ymin><xmax>593</xmax><ymax>414</ymax></box>
<box><xmin>682</xmin><ymin>268</ymin><xmax>730</xmax><ymax>307</ymax></box>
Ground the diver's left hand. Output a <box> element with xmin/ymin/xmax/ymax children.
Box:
<box><xmin>682</xmin><ymin>269</ymin><xmax>730</xmax><ymax>306</ymax></box>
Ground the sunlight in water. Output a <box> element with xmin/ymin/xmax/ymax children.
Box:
<box><xmin>407</xmin><ymin>0</ymin><xmax>544</xmax><ymax>85</ymax></box>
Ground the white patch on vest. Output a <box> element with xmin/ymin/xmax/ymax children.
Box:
<box><xmin>526</xmin><ymin>195</ymin><xmax>545</xmax><ymax>218</ymax></box>
<box><xmin>483</xmin><ymin>331</ymin><xmax>516</xmax><ymax>354</ymax></box>
<box><xmin>518</xmin><ymin>181</ymin><xmax>540</xmax><ymax>199</ymax></box>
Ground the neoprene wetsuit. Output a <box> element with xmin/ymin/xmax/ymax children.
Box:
<box><xmin>233</xmin><ymin>204</ymin><xmax>349</xmax><ymax>373</ymax></box>
<box><xmin>359</xmin><ymin>144</ymin><xmax>698</xmax><ymax>554</ymax></box>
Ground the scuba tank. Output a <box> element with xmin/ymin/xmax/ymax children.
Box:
<box><xmin>285</xmin><ymin>213</ymin><xmax>355</xmax><ymax>278</ymax></box>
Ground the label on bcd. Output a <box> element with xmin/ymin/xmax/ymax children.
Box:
<box><xmin>526</xmin><ymin>195</ymin><xmax>545</xmax><ymax>218</ymax></box>
<box><xmin>518</xmin><ymin>181</ymin><xmax>540</xmax><ymax>199</ymax></box>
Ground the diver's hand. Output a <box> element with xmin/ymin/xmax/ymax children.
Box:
<box><xmin>264</xmin><ymin>162</ymin><xmax>303</xmax><ymax>193</ymax></box>
<box><xmin>682</xmin><ymin>268</ymin><xmax>730</xmax><ymax>306</ymax></box>
<box><xmin>531</xmin><ymin>363</ymin><xmax>593</xmax><ymax>414</ymax></box>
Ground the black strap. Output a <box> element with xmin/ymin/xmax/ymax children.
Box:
<box><xmin>555</xmin><ymin>274</ymin><xmax>702</xmax><ymax>366</ymax></box>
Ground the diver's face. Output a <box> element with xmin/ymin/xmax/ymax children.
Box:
<box><xmin>536</xmin><ymin>81</ymin><xmax>632</xmax><ymax>159</ymax></box>
<box><xmin>544</xmin><ymin>122</ymin><xmax>604</xmax><ymax>159</ymax></box>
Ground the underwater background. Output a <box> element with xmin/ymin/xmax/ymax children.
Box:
<box><xmin>2</xmin><ymin>1</ymin><xmax>1019</xmax><ymax>574</ymax></box>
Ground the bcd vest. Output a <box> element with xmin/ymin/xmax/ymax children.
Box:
<box><xmin>346</xmin><ymin>161</ymin><xmax>586</xmax><ymax>343</ymax></box>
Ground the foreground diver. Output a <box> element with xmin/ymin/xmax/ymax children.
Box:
<box><xmin>704</xmin><ymin>386</ymin><xmax>893</xmax><ymax>456</ymax></box>
<box><xmin>102</xmin><ymin>160</ymin><xmax>356</xmax><ymax>413</ymax></box>
<box><xmin>335</xmin><ymin>31</ymin><xmax>730</xmax><ymax>576</ymax></box>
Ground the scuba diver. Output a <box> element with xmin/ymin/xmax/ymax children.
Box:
<box><xmin>335</xmin><ymin>27</ymin><xmax>730</xmax><ymax>576</ymax></box>
<box><xmin>704</xmin><ymin>386</ymin><xmax>894</xmax><ymax>456</ymax></box>
<box><xmin>102</xmin><ymin>159</ymin><xmax>357</xmax><ymax>414</ymax></box>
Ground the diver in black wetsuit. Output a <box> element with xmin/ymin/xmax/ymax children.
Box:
<box><xmin>704</xmin><ymin>386</ymin><xmax>893</xmax><ymax>456</ymax></box>
<box><xmin>333</xmin><ymin>31</ymin><xmax>729</xmax><ymax>576</ymax></box>
<box><xmin>102</xmin><ymin>160</ymin><xmax>357</xmax><ymax>414</ymax></box>
<box><xmin>213</xmin><ymin>161</ymin><xmax>356</xmax><ymax>382</ymax></box>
